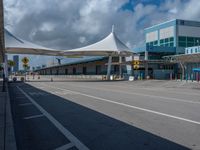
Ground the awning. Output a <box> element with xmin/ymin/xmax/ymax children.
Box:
<box><xmin>193</xmin><ymin>68</ymin><xmax>200</xmax><ymax>72</ymax></box>
<box><xmin>5</xmin><ymin>27</ymin><xmax>134</xmax><ymax>57</ymax></box>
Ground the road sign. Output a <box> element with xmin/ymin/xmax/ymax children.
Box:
<box><xmin>22</xmin><ymin>57</ymin><xmax>29</xmax><ymax>64</ymax></box>
<box><xmin>23</xmin><ymin>64</ymin><xmax>28</xmax><ymax>68</ymax></box>
<box><xmin>133</xmin><ymin>60</ymin><xmax>140</xmax><ymax>65</ymax></box>
<box><xmin>133</xmin><ymin>65</ymin><xmax>139</xmax><ymax>70</ymax></box>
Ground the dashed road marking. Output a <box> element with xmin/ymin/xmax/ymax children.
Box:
<box><xmin>19</xmin><ymin>103</ymin><xmax>33</xmax><ymax>106</ymax></box>
<box><xmin>24</xmin><ymin>114</ymin><xmax>44</xmax><ymax>120</ymax></box>
<box><xmin>17</xmin><ymin>86</ymin><xmax>90</xmax><ymax>150</ymax></box>
<box><xmin>29</xmin><ymin>92</ymin><xmax>49</xmax><ymax>96</ymax></box>
<box><xmin>55</xmin><ymin>143</ymin><xmax>74</xmax><ymax>150</ymax></box>
<box><xmin>16</xmin><ymin>96</ymin><xmax>25</xmax><ymax>99</ymax></box>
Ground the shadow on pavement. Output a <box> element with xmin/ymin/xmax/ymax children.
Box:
<box><xmin>10</xmin><ymin>82</ymin><xmax>190</xmax><ymax>150</ymax></box>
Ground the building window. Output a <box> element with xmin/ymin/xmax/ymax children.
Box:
<box><xmin>160</xmin><ymin>37</ymin><xmax>174</xmax><ymax>47</ymax></box>
<box><xmin>179</xmin><ymin>36</ymin><xmax>186</xmax><ymax>42</ymax></box>
<box><xmin>153</xmin><ymin>41</ymin><xmax>158</xmax><ymax>46</ymax></box>
<box><xmin>73</xmin><ymin>67</ymin><xmax>76</xmax><ymax>75</ymax></box>
<box><xmin>65</xmin><ymin>69</ymin><xmax>68</xmax><ymax>75</ymax></box>
<box><xmin>170</xmin><ymin>37</ymin><xmax>174</xmax><ymax>42</ymax></box>
<box><xmin>178</xmin><ymin>42</ymin><xmax>187</xmax><ymax>47</ymax></box>
<box><xmin>83</xmin><ymin>67</ymin><xmax>87</xmax><ymax>75</ymax></box>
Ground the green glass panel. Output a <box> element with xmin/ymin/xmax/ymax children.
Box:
<box><xmin>170</xmin><ymin>42</ymin><xmax>174</xmax><ymax>47</ymax></box>
<box><xmin>154</xmin><ymin>41</ymin><xmax>158</xmax><ymax>45</ymax></box>
<box><xmin>187</xmin><ymin>37</ymin><xmax>194</xmax><ymax>42</ymax></box>
<box><xmin>170</xmin><ymin>37</ymin><xmax>174</xmax><ymax>42</ymax></box>
<box><xmin>178</xmin><ymin>42</ymin><xmax>186</xmax><ymax>47</ymax></box>
<box><xmin>187</xmin><ymin>42</ymin><xmax>194</xmax><ymax>47</ymax></box>
<box><xmin>160</xmin><ymin>39</ymin><xmax>164</xmax><ymax>44</ymax></box>
<box><xmin>165</xmin><ymin>43</ymin><xmax>169</xmax><ymax>47</ymax></box>
<box><xmin>178</xmin><ymin>36</ymin><xmax>186</xmax><ymax>42</ymax></box>
<box><xmin>165</xmin><ymin>38</ymin><xmax>169</xmax><ymax>43</ymax></box>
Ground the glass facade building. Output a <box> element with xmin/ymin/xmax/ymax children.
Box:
<box><xmin>144</xmin><ymin>19</ymin><xmax>200</xmax><ymax>54</ymax></box>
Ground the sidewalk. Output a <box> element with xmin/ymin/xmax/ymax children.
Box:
<box><xmin>0</xmin><ymin>80</ymin><xmax>17</xmax><ymax>150</ymax></box>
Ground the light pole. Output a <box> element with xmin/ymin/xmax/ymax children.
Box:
<box><xmin>0</xmin><ymin>0</ymin><xmax>6</xmax><ymax>92</ymax></box>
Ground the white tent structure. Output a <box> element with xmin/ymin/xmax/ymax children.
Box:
<box><xmin>5</xmin><ymin>27</ymin><xmax>133</xmax><ymax>79</ymax></box>
<box><xmin>5</xmin><ymin>29</ymin><xmax>62</xmax><ymax>56</ymax></box>
<box><xmin>61</xmin><ymin>27</ymin><xmax>133</xmax><ymax>79</ymax></box>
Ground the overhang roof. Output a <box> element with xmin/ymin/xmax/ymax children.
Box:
<box><xmin>62</xmin><ymin>30</ymin><xmax>133</xmax><ymax>56</ymax></box>
<box><xmin>5</xmin><ymin>29</ymin><xmax>62</xmax><ymax>56</ymax></box>
<box><xmin>5</xmin><ymin>28</ymin><xmax>133</xmax><ymax>57</ymax></box>
<box><xmin>163</xmin><ymin>53</ymin><xmax>200</xmax><ymax>63</ymax></box>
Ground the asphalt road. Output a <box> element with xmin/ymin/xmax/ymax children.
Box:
<box><xmin>9</xmin><ymin>80</ymin><xmax>200</xmax><ymax>150</ymax></box>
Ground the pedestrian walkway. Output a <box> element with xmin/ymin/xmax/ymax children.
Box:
<box><xmin>0</xmin><ymin>80</ymin><xmax>16</xmax><ymax>150</ymax></box>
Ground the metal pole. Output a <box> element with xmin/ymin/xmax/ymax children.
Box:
<box><xmin>180</xmin><ymin>62</ymin><xmax>185</xmax><ymax>81</ymax></box>
<box><xmin>145</xmin><ymin>50</ymin><xmax>148</xmax><ymax>79</ymax></box>
<box><xmin>106</xmin><ymin>56</ymin><xmax>112</xmax><ymax>80</ymax></box>
<box><xmin>119</xmin><ymin>56</ymin><xmax>122</xmax><ymax>78</ymax></box>
<box><xmin>0</xmin><ymin>0</ymin><xmax>6</xmax><ymax>92</ymax></box>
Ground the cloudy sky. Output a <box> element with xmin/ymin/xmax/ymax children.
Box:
<box><xmin>4</xmin><ymin>0</ymin><xmax>200</xmax><ymax>68</ymax></box>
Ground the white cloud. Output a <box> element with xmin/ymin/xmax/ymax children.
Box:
<box><xmin>4</xmin><ymin>0</ymin><xmax>200</xmax><ymax>67</ymax></box>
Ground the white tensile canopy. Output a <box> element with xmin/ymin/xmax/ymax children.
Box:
<box><xmin>61</xmin><ymin>28</ymin><xmax>133</xmax><ymax>57</ymax></box>
<box><xmin>5</xmin><ymin>27</ymin><xmax>134</xmax><ymax>79</ymax></box>
<box><xmin>5</xmin><ymin>29</ymin><xmax>62</xmax><ymax>56</ymax></box>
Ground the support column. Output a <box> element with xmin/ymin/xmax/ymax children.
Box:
<box><xmin>180</xmin><ymin>62</ymin><xmax>185</xmax><ymax>81</ymax></box>
<box><xmin>3</xmin><ymin>54</ymin><xmax>8</xmax><ymax>80</ymax></box>
<box><xmin>119</xmin><ymin>56</ymin><xmax>122</xmax><ymax>78</ymax></box>
<box><xmin>107</xmin><ymin>56</ymin><xmax>112</xmax><ymax>80</ymax></box>
<box><xmin>145</xmin><ymin>50</ymin><xmax>148</xmax><ymax>79</ymax></box>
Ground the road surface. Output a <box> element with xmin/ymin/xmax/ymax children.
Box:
<box><xmin>9</xmin><ymin>80</ymin><xmax>200</xmax><ymax>150</ymax></box>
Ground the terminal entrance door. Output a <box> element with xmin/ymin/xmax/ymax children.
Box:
<box><xmin>65</xmin><ymin>69</ymin><xmax>68</xmax><ymax>75</ymax></box>
<box><xmin>114</xmin><ymin>65</ymin><xmax>119</xmax><ymax>74</ymax></box>
<box><xmin>73</xmin><ymin>68</ymin><xmax>76</xmax><ymax>75</ymax></box>
<box><xmin>83</xmin><ymin>67</ymin><xmax>87</xmax><ymax>75</ymax></box>
<box><xmin>96</xmin><ymin>65</ymin><xmax>101</xmax><ymax>75</ymax></box>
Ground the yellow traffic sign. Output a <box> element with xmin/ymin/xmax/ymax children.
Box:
<box><xmin>132</xmin><ymin>60</ymin><xmax>140</xmax><ymax>65</ymax></box>
<box><xmin>22</xmin><ymin>57</ymin><xmax>29</xmax><ymax>64</ymax></box>
<box><xmin>133</xmin><ymin>65</ymin><xmax>139</xmax><ymax>70</ymax></box>
<box><xmin>134</xmin><ymin>61</ymin><xmax>140</xmax><ymax>65</ymax></box>
<box><xmin>23</xmin><ymin>64</ymin><xmax>28</xmax><ymax>68</ymax></box>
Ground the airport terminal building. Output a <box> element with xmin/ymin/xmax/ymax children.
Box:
<box><xmin>35</xmin><ymin>19</ymin><xmax>200</xmax><ymax>80</ymax></box>
<box><xmin>134</xmin><ymin>19</ymin><xmax>200</xmax><ymax>79</ymax></box>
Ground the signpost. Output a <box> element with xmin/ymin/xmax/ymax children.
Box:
<box><xmin>22</xmin><ymin>57</ymin><xmax>29</xmax><ymax>64</ymax></box>
<box><xmin>22</xmin><ymin>57</ymin><xmax>29</xmax><ymax>81</ymax></box>
<box><xmin>132</xmin><ymin>60</ymin><xmax>140</xmax><ymax>70</ymax></box>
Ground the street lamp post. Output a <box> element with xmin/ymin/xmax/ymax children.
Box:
<box><xmin>0</xmin><ymin>0</ymin><xmax>6</xmax><ymax>92</ymax></box>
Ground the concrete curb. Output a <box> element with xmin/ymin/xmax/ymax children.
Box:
<box><xmin>5</xmin><ymin>83</ymin><xmax>17</xmax><ymax>150</ymax></box>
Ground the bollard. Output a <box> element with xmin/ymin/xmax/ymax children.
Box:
<box><xmin>51</xmin><ymin>77</ymin><xmax>53</xmax><ymax>82</ymax></box>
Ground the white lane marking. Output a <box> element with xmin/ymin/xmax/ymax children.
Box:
<box><xmin>44</xmin><ymin>85</ymin><xmax>200</xmax><ymax>125</ymax></box>
<box><xmin>58</xmin><ymin>83</ymin><xmax>200</xmax><ymax>105</ymax></box>
<box><xmin>17</xmin><ymin>86</ymin><xmax>90</xmax><ymax>150</ymax></box>
<box><xmin>24</xmin><ymin>114</ymin><xmax>44</xmax><ymax>120</ymax></box>
<box><xmin>104</xmin><ymin>83</ymin><xmax>200</xmax><ymax>96</ymax></box>
<box><xmin>19</xmin><ymin>103</ymin><xmax>33</xmax><ymax>106</ymax></box>
<box><xmin>16</xmin><ymin>96</ymin><xmax>25</xmax><ymax>99</ymax></box>
<box><xmin>55</xmin><ymin>143</ymin><xmax>74</xmax><ymax>150</ymax></box>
